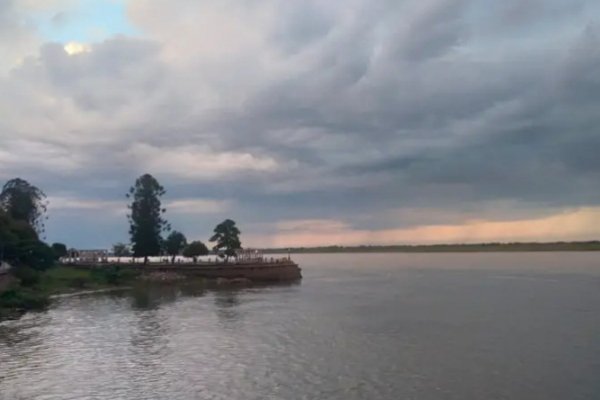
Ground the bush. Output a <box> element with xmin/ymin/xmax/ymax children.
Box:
<box><xmin>18</xmin><ymin>241</ymin><xmax>55</xmax><ymax>271</ymax></box>
<box><xmin>12</xmin><ymin>265</ymin><xmax>41</xmax><ymax>287</ymax></box>
<box><xmin>69</xmin><ymin>277</ymin><xmax>87</xmax><ymax>289</ymax></box>
<box><xmin>90</xmin><ymin>265</ymin><xmax>137</xmax><ymax>285</ymax></box>
<box><xmin>103</xmin><ymin>266</ymin><xmax>121</xmax><ymax>285</ymax></box>
<box><xmin>0</xmin><ymin>287</ymin><xmax>49</xmax><ymax>310</ymax></box>
<box><xmin>51</xmin><ymin>243</ymin><xmax>68</xmax><ymax>260</ymax></box>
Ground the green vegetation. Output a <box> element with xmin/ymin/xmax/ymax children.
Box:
<box><xmin>0</xmin><ymin>209</ymin><xmax>54</xmax><ymax>270</ymax></box>
<box><xmin>183</xmin><ymin>240</ymin><xmax>209</xmax><ymax>262</ymax></box>
<box><xmin>0</xmin><ymin>287</ymin><xmax>49</xmax><ymax>320</ymax></box>
<box><xmin>165</xmin><ymin>231</ymin><xmax>187</xmax><ymax>263</ymax></box>
<box><xmin>51</xmin><ymin>242</ymin><xmax>67</xmax><ymax>259</ymax></box>
<box><xmin>210</xmin><ymin>219</ymin><xmax>242</xmax><ymax>261</ymax></box>
<box><xmin>39</xmin><ymin>266</ymin><xmax>138</xmax><ymax>293</ymax></box>
<box><xmin>0</xmin><ymin>174</ymin><xmax>249</xmax><ymax>321</ymax></box>
<box><xmin>0</xmin><ymin>266</ymin><xmax>138</xmax><ymax>320</ymax></box>
<box><xmin>0</xmin><ymin>177</ymin><xmax>131</xmax><ymax>319</ymax></box>
<box><xmin>124</xmin><ymin>175</ymin><xmax>242</xmax><ymax>263</ymax></box>
<box><xmin>0</xmin><ymin>178</ymin><xmax>55</xmax><ymax>280</ymax></box>
<box><xmin>0</xmin><ymin>178</ymin><xmax>48</xmax><ymax>235</ymax></box>
<box><xmin>112</xmin><ymin>242</ymin><xmax>131</xmax><ymax>257</ymax></box>
<box><xmin>127</xmin><ymin>173</ymin><xmax>170</xmax><ymax>264</ymax></box>
<box><xmin>262</xmin><ymin>241</ymin><xmax>600</xmax><ymax>254</ymax></box>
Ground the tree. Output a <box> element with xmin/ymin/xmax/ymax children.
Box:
<box><xmin>0</xmin><ymin>209</ymin><xmax>39</xmax><ymax>263</ymax></box>
<box><xmin>51</xmin><ymin>243</ymin><xmax>67</xmax><ymax>260</ymax></box>
<box><xmin>112</xmin><ymin>242</ymin><xmax>131</xmax><ymax>257</ymax></box>
<box><xmin>126</xmin><ymin>174</ymin><xmax>170</xmax><ymax>264</ymax></box>
<box><xmin>164</xmin><ymin>231</ymin><xmax>187</xmax><ymax>263</ymax></box>
<box><xmin>209</xmin><ymin>219</ymin><xmax>241</xmax><ymax>261</ymax></box>
<box><xmin>183</xmin><ymin>241</ymin><xmax>209</xmax><ymax>263</ymax></box>
<box><xmin>0</xmin><ymin>207</ymin><xmax>54</xmax><ymax>275</ymax></box>
<box><xmin>0</xmin><ymin>178</ymin><xmax>48</xmax><ymax>235</ymax></box>
<box><xmin>18</xmin><ymin>240</ymin><xmax>55</xmax><ymax>271</ymax></box>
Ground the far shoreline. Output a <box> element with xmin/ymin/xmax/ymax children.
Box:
<box><xmin>261</xmin><ymin>241</ymin><xmax>600</xmax><ymax>254</ymax></box>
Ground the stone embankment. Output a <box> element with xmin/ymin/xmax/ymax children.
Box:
<box><xmin>64</xmin><ymin>259</ymin><xmax>302</xmax><ymax>282</ymax></box>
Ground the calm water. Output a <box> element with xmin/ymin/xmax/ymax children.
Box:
<box><xmin>1</xmin><ymin>253</ymin><xmax>600</xmax><ymax>400</ymax></box>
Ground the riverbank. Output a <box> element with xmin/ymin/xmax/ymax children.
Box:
<box><xmin>1</xmin><ymin>260</ymin><xmax>302</xmax><ymax>321</ymax></box>
<box><xmin>262</xmin><ymin>241</ymin><xmax>600</xmax><ymax>254</ymax></box>
<box><xmin>0</xmin><ymin>266</ymin><xmax>139</xmax><ymax>320</ymax></box>
<box><xmin>65</xmin><ymin>258</ymin><xmax>303</xmax><ymax>282</ymax></box>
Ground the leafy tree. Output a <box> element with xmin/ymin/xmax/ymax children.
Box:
<box><xmin>183</xmin><ymin>240</ymin><xmax>209</xmax><ymax>263</ymax></box>
<box><xmin>0</xmin><ymin>209</ymin><xmax>38</xmax><ymax>263</ymax></box>
<box><xmin>209</xmin><ymin>219</ymin><xmax>241</xmax><ymax>261</ymax></box>
<box><xmin>0</xmin><ymin>208</ymin><xmax>54</xmax><ymax>278</ymax></box>
<box><xmin>16</xmin><ymin>239</ymin><xmax>55</xmax><ymax>271</ymax></box>
<box><xmin>0</xmin><ymin>178</ymin><xmax>48</xmax><ymax>235</ymax></box>
<box><xmin>51</xmin><ymin>243</ymin><xmax>68</xmax><ymax>260</ymax></box>
<box><xmin>164</xmin><ymin>231</ymin><xmax>187</xmax><ymax>263</ymax></box>
<box><xmin>112</xmin><ymin>242</ymin><xmax>131</xmax><ymax>257</ymax></box>
<box><xmin>126</xmin><ymin>174</ymin><xmax>170</xmax><ymax>264</ymax></box>
<box><xmin>12</xmin><ymin>265</ymin><xmax>41</xmax><ymax>287</ymax></box>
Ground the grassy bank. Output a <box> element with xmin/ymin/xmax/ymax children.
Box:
<box><xmin>38</xmin><ymin>266</ymin><xmax>139</xmax><ymax>295</ymax></box>
<box><xmin>0</xmin><ymin>266</ymin><xmax>138</xmax><ymax>320</ymax></box>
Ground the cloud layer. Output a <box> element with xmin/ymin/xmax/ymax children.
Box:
<box><xmin>1</xmin><ymin>0</ymin><xmax>599</xmax><ymax>247</ymax></box>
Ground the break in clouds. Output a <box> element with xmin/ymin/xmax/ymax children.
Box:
<box><xmin>1</xmin><ymin>0</ymin><xmax>600</xmax><ymax>247</ymax></box>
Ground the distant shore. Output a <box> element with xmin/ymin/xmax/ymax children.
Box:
<box><xmin>261</xmin><ymin>241</ymin><xmax>600</xmax><ymax>254</ymax></box>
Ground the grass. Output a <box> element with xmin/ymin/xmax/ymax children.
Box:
<box><xmin>0</xmin><ymin>287</ymin><xmax>50</xmax><ymax>320</ymax></box>
<box><xmin>39</xmin><ymin>266</ymin><xmax>139</xmax><ymax>295</ymax></box>
<box><xmin>0</xmin><ymin>265</ymin><xmax>139</xmax><ymax>320</ymax></box>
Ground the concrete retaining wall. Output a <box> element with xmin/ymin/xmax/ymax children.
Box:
<box><xmin>65</xmin><ymin>260</ymin><xmax>302</xmax><ymax>282</ymax></box>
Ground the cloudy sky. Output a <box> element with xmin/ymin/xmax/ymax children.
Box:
<box><xmin>1</xmin><ymin>0</ymin><xmax>599</xmax><ymax>248</ymax></box>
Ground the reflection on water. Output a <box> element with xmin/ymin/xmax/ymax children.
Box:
<box><xmin>213</xmin><ymin>290</ymin><xmax>241</xmax><ymax>323</ymax></box>
<box><xmin>1</xmin><ymin>252</ymin><xmax>600</xmax><ymax>400</ymax></box>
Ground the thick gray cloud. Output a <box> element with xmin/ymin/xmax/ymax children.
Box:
<box><xmin>1</xmin><ymin>0</ymin><xmax>599</xmax><ymax>246</ymax></box>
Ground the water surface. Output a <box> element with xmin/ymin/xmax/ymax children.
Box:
<box><xmin>1</xmin><ymin>253</ymin><xmax>599</xmax><ymax>399</ymax></box>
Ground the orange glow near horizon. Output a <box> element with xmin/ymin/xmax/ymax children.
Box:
<box><xmin>244</xmin><ymin>207</ymin><xmax>600</xmax><ymax>248</ymax></box>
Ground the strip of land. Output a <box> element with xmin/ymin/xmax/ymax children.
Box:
<box><xmin>261</xmin><ymin>241</ymin><xmax>600</xmax><ymax>254</ymax></box>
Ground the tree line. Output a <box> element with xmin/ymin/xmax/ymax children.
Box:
<box><xmin>0</xmin><ymin>174</ymin><xmax>243</xmax><ymax>270</ymax></box>
<box><xmin>121</xmin><ymin>173</ymin><xmax>241</xmax><ymax>264</ymax></box>
<box><xmin>0</xmin><ymin>178</ymin><xmax>66</xmax><ymax>275</ymax></box>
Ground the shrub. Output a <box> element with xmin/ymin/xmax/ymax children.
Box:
<box><xmin>0</xmin><ymin>287</ymin><xmax>49</xmax><ymax>310</ymax></box>
<box><xmin>12</xmin><ymin>265</ymin><xmax>40</xmax><ymax>287</ymax></box>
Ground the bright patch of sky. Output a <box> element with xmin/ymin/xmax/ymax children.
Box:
<box><xmin>34</xmin><ymin>0</ymin><xmax>138</xmax><ymax>44</ymax></box>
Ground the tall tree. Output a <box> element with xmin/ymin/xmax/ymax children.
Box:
<box><xmin>183</xmin><ymin>240</ymin><xmax>209</xmax><ymax>263</ymax></box>
<box><xmin>164</xmin><ymin>231</ymin><xmax>187</xmax><ymax>263</ymax></box>
<box><xmin>0</xmin><ymin>209</ymin><xmax>36</xmax><ymax>263</ymax></box>
<box><xmin>209</xmin><ymin>219</ymin><xmax>241</xmax><ymax>261</ymax></box>
<box><xmin>0</xmin><ymin>178</ymin><xmax>48</xmax><ymax>235</ymax></box>
<box><xmin>126</xmin><ymin>174</ymin><xmax>170</xmax><ymax>264</ymax></box>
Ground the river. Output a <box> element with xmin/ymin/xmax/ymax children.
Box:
<box><xmin>1</xmin><ymin>253</ymin><xmax>600</xmax><ymax>399</ymax></box>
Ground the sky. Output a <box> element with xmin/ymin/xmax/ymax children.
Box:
<box><xmin>1</xmin><ymin>0</ymin><xmax>599</xmax><ymax>249</ymax></box>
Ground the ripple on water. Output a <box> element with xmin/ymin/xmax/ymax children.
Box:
<box><xmin>1</xmin><ymin>253</ymin><xmax>600</xmax><ymax>399</ymax></box>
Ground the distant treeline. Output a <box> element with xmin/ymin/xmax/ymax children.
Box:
<box><xmin>262</xmin><ymin>241</ymin><xmax>600</xmax><ymax>254</ymax></box>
